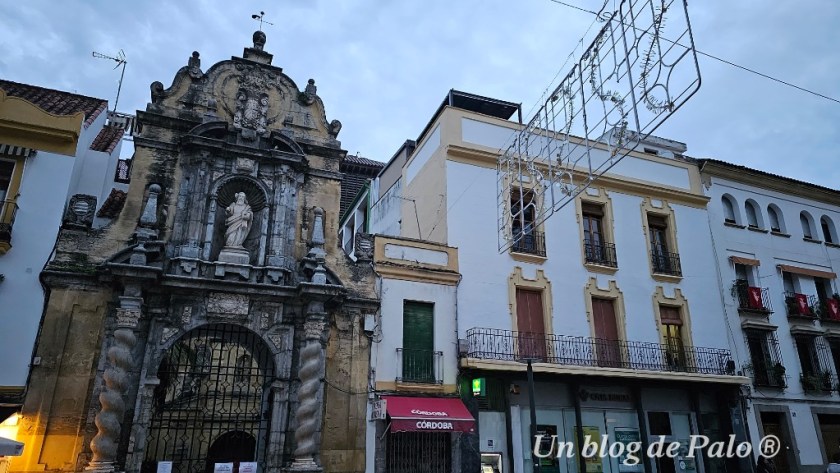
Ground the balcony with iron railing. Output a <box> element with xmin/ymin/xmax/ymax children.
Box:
<box><xmin>511</xmin><ymin>230</ymin><xmax>546</xmax><ymax>257</ymax></box>
<box><xmin>800</xmin><ymin>370</ymin><xmax>837</xmax><ymax>394</ymax></box>
<box><xmin>396</xmin><ymin>348</ymin><xmax>443</xmax><ymax>385</ymax></box>
<box><xmin>784</xmin><ymin>292</ymin><xmax>819</xmax><ymax>319</ymax></box>
<box><xmin>743</xmin><ymin>362</ymin><xmax>788</xmax><ymax>389</ymax></box>
<box><xmin>584</xmin><ymin>240</ymin><xmax>617</xmax><ymax>267</ymax></box>
<box><xmin>732</xmin><ymin>280</ymin><xmax>773</xmax><ymax>314</ymax></box>
<box><xmin>651</xmin><ymin>247</ymin><xmax>682</xmax><ymax>276</ymax></box>
<box><xmin>0</xmin><ymin>199</ymin><xmax>19</xmax><ymax>253</ymax></box>
<box><xmin>464</xmin><ymin>328</ymin><xmax>735</xmax><ymax>377</ymax></box>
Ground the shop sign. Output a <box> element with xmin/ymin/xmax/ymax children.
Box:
<box><xmin>372</xmin><ymin>399</ymin><xmax>386</xmax><ymax>420</ymax></box>
<box><xmin>578</xmin><ymin>387</ymin><xmax>632</xmax><ymax>406</ymax></box>
<box><xmin>415</xmin><ymin>420</ymin><xmax>454</xmax><ymax>430</ymax></box>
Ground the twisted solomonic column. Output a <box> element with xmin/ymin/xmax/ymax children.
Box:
<box><xmin>86</xmin><ymin>307</ymin><xmax>140</xmax><ymax>473</ymax></box>
<box><xmin>289</xmin><ymin>309</ymin><xmax>327</xmax><ymax>471</ymax></box>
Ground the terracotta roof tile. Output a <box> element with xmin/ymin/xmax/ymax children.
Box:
<box><xmin>90</xmin><ymin>125</ymin><xmax>123</xmax><ymax>154</ymax></box>
<box><xmin>343</xmin><ymin>154</ymin><xmax>384</xmax><ymax>169</ymax></box>
<box><xmin>0</xmin><ymin>79</ymin><xmax>108</xmax><ymax>128</ymax></box>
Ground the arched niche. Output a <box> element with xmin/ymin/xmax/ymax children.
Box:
<box><xmin>206</xmin><ymin>175</ymin><xmax>270</xmax><ymax>264</ymax></box>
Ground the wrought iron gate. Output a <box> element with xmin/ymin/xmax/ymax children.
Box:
<box><xmin>142</xmin><ymin>324</ymin><xmax>275</xmax><ymax>473</ymax></box>
<box><xmin>386</xmin><ymin>431</ymin><xmax>452</xmax><ymax>473</ymax></box>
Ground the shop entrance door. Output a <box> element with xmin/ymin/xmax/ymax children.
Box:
<box><xmin>760</xmin><ymin>412</ymin><xmax>792</xmax><ymax>473</ymax></box>
<box><xmin>560</xmin><ymin>409</ymin><xmax>640</xmax><ymax>473</ymax></box>
<box><xmin>646</xmin><ymin>411</ymin><xmax>699</xmax><ymax>473</ymax></box>
<box><xmin>819</xmin><ymin>414</ymin><xmax>840</xmax><ymax>465</ymax></box>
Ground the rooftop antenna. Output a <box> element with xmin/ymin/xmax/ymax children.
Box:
<box><xmin>251</xmin><ymin>11</ymin><xmax>274</xmax><ymax>31</ymax></box>
<box><xmin>92</xmin><ymin>49</ymin><xmax>127</xmax><ymax>113</ymax></box>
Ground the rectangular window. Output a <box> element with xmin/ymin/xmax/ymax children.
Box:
<box><xmin>510</xmin><ymin>190</ymin><xmax>545</xmax><ymax>256</ymax></box>
<box><xmin>402</xmin><ymin>301</ymin><xmax>434</xmax><ymax>383</ymax></box>
<box><xmin>795</xmin><ymin>336</ymin><xmax>818</xmax><ymax>377</ymax></box>
<box><xmin>649</xmin><ymin>214</ymin><xmax>681</xmax><ymax>276</ymax></box>
<box><xmin>744</xmin><ymin>329</ymin><xmax>784</xmax><ymax>387</ymax></box>
<box><xmin>582</xmin><ymin>202</ymin><xmax>617</xmax><ymax>267</ymax></box>
<box><xmin>0</xmin><ymin>160</ymin><xmax>14</xmax><ymax>202</ymax></box>
<box><xmin>659</xmin><ymin>306</ymin><xmax>686</xmax><ymax>369</ymax></box>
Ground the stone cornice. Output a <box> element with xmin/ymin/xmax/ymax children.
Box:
<box><xmin>700</xmin><ymin>160</ymin><xmax>840</xmax><ymax>206</ymax></box>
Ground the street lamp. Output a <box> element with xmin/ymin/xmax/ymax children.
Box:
<box><xmin>518</xmin><ymin>357</ymin><xmax>541</xmax><ymax>473</ymax></box>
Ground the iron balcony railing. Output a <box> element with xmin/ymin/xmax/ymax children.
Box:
<box><xmin>784</xmin><ymin>291</ymin><xmax>818</xmax><ymax>318</ymax></box>
<box><xmin>651</xmin><ymin>247</ymin><xmax>682</xmax><ymax>276</ymax></box>
<box><xmin>584</xmin><ymin>240</ymin><xmax>618</xmax><ymax>267</ymax></box>
<box><xmin>396</xmin><ymin>348</ymin><xmax>443</xmax><ymax>385</ymax></box>
<box><xmin>732</xmin><ymin>280</ymin><xmax>773</xmax><ymax>313</ymax></box>
<box><xmin>464</xmin><ymin>328</ymin><xmax>734</xmax><ymax>376</ymax></box>
<box><xmin>511</xmin><ymin>230</ymin><xmax>546</xmax><ymax>257</ymax></box>
<box><xmin>743</xmin><ymin>363</ymin><xmax>787</xmax><ymax>389</ymax></box>
<box><xmin>0</xmin><ymin>199</ymin><xmax>19</xmax><ymax>244</ymax></box>
<box><xmin>800</xmin><ymin>370</ymin><xmax>837</xmax><ymax>394</ymax></box>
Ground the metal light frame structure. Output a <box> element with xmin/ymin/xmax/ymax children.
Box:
<box><xmin>498</xmin><ymin>0</ymin><xmax>701</xmax><ymax>252</ymax></box>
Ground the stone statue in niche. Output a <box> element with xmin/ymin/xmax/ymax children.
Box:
<box><xmin>217</xmin><ymin>192</ymin><xmax>253</xmax><ymax>265</ymax></box>
<box><xmin>224</xmin><ymin>192</ymin><xmax>253</xmax><ymax>247</ymax></box>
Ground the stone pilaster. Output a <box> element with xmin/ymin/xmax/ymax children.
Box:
<box><xmin>86</xmin><ymin>293</ymin><xmax>142</xmax><ymax>473</ymax></box>
<box><xmin>286</xmin><ymin>302</ymin><xmax>327</xmax><ymax>472</ymax></box>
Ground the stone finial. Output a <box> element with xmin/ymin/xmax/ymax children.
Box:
<box><xmin>150</xmin><ymin>81</ymin><xmax>164</xmax><ymax>104</ymax></box>
<box><xmin>188</xmin><ymin>51</ymin><xmax>203</xmax><ymax>79</ymax></box>
<box><xmin>300</xmin><ymin>79</ymin><xmax>317</xmax><ymax>105</ymax></box>
<box><xmin>307</xmin><ymin>208</ymin><xmax>327</xmax><ymax>284</ymax></box>
<box><xmin>135</xmin><ymin>184</ymin><xmax>161</xmax><ymax>241</ymax></box>
<box><xmin>328</xmin><ymin>119</ymin><xmax>342</xmax><ymax>138</ymax></box>
<box><xmin>253</xmin><ymin>30</ymin><xmax>266</xmax><ymax>51</ymax></box>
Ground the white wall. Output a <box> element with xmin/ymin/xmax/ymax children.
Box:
<box><xmin>374</xmin><ymin>278</ymin><xmax>458</xmax><ymax>387</ymax></box>
<box><xmin>705</xmin><ymin>174</ymin><xmax>840</xmax><ymax>467</ymax></box>
<box><xmin>0</xmin><ymin>151</ymin><xmax>75</xmax><ymax>387</ymax></box>
<box><xmin>445</xmin><ymin>159</ymin><xmax>729</xmax><ymax>351</ymax></box>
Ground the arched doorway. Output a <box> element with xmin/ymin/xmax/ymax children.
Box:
<box><xmin>142</xmin><ymin>324</ymin><xmax>275</xmax><ymax>473</ymax></box>
<box><xmin>206</xmin><ymin>431</ymin><xmax>256</xmax><ymax>473</ymax></box>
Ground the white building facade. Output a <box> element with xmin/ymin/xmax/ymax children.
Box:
<box><xmin>359</xmin><ymin>90</ymin><xmax>750</xmax><ymax>473</ymax></box>
<box><xmin>0</xmin><ymin>80</ymin><xmax>128</xmax><ymax>433</ymax></box>
<box><xmin>700</xmin><ymin>159</ymin><xmax>840</xmax><ymax>473</ymax></box>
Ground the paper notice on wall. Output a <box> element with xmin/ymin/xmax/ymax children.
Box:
<box><xmin>614</xmin><ymin>428</ymin><xmax>643</xmax><ymax>473</ymax></box>
<box><xmin>214</xmin><ymin>463</ymin><xmax>234</xmax><ymax>473</ymax></box>
<box><xmin>239</xmin><ymin>462</ymin><xmax>258</xmax><ymax>473</ymax></box>
<box><xmin>157</xmin><ymin>462</ymin><xmax>173</xmax><ymax>473</ymax></box>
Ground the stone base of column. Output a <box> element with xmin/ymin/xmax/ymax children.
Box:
<box><xmin>85</xmin><ymin>461</ymin><xmax>120</xmax><ymax>473</ymax></box>
<box><xmin>283</xmin><ymin>458</ymin><xmax>322</xmax><ymax>473</ymax></box>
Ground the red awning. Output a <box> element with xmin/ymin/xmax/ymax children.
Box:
<box><xmin>383</xmin><ymin>396</ymin><xmax>476</xmax><ymax>433</ymax></box>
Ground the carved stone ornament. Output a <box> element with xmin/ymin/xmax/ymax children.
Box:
<box><xmin>160</xmin><ymin>327</ymin><xmax>179</xmax><ymax>346</ymax></box>
<box><xmin>266</xmin><ymin>333</ymin><xmax>284</xmax><ymax>350</ymax></box>
<box><xmin>206</xmin><ymin>292</ymin><xmax>249</xmax><ymax>316</ymax></box>
<box><xmin>304</xmin><ymin>320</ymin><xmax>326</xmax><ymax>340</ymax></box>
<box><xmin>232</xmin><ymin>74</ymin><xmax>270</xmax><ymax>136</ymax></box>
<box><xmin>235</xmin><ymin>157</ymin><xmax>255</xmax><ymax>173</ymax></box>
<box><xmin>181</xmin><ymin>306</ymin><xmax>193</xmax><ymax>326</ymax></box>
<box><xmin>64</xmin><ymin>194</ymin><xmax>97</xmax><ymax>228</ymax></box>
<box><xmin>115</xmin><ymin>308</ymin><xmax>141</xmax><ymax>329</ymax></box>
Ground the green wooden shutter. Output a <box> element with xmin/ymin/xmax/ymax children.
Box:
<box><xmin>402</xmin><ymin>301</ymin><xmax>434</xmax><ymax>383</ymax></box>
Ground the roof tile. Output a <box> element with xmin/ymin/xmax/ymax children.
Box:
<box><xmin>0</xmin><ymin>79</ymin><xmax>108</xmax><ymax>128</ymax></box>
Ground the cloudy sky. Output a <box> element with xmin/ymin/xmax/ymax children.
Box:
<box><xmin>1</xmin><ymin>1</ymin><xmax>838</xmax><ymax>188</ymax></box>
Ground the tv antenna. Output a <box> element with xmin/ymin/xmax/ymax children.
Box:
<box><xmin>251</xmin><ymin>11</ymin><xmax>274</xmax><ymax>31</ymax></box>
<box><xmin>92</xmin><ymin>49</ymin><xmax>127</xmax><ymax>113</ymax></box>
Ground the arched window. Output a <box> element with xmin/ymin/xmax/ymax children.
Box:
<box><xmin>722</xmin><ymin>195</ymin><xmax>737</xmax><ymax>224</ymax></box>
<box><xmin>801</xmin><ymin>211</ymin><xmax>815</xmax><ymax>239</ymax></box>
<box><xmin>821</xmin><ymin>216</ymin><xmax>837</xmax><ymax>244</ymax></box>
<box><xmin>745</xmin><ymin>200</ymin><xmax>761</xmax><ymax>228</ymax></box>
<box><xmin>767</xmin><ymin>205</ymin><xmax>783</xmax><ymax>233</ymax></box>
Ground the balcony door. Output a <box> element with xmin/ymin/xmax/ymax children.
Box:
<box><xmin>403</xmin><ymin>301</ymin><xmax>434</xmax><ymax>383</ymax></box>
<box><xmin>516</xmin><ymin>288</ymin><xmax>546</xmax><ymax>361</ymax></box>
<box><xmin>660</xmin><ymin>306</ymin><xmax>686</xmax><ymax>370</ymax></box>
<box><xmin>592</xmin><ymin>298</ymin><xmax>621</xmax><ymax>367</ymax></box>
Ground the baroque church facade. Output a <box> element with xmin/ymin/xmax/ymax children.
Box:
<box><xmin>13</xmin><ymin>31</ymin><xmax>377</xmax><ymax>473</ymax></box>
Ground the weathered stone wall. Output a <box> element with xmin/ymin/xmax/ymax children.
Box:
<box><xmin>13</xmin><ymin>282</ymin><xmax>111</xmax><ymax>473</ymax></box>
